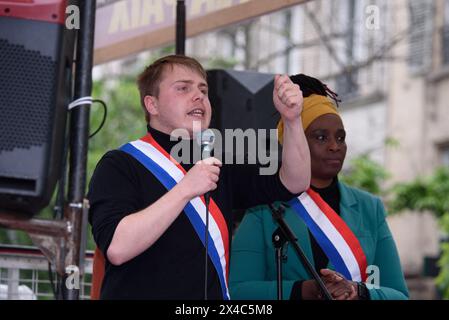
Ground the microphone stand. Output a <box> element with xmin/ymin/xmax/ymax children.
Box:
<box><xmin>198</xmin><ymin>130</ymin><xmax>215</xmax><ymax>300</ymax></box>
<box><xmin>272</xmin><ymin>227</ymin><xmax>287</xmax><ymax>299</ymax></box>
<box><xmin>202</xmin><ymin>142</ymin><xmax>211</xmax><ymax>300</ymax></box>
<box><xmin>268</xmin><ymin>203</ymin><xmax>333</xmax><ymax>300</ymax></box>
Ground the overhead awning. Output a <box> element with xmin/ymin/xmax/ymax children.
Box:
<box><xmin>94</xmin><ymin>0</ymin><xmax>309</xmax><ymax>65</ymax></box>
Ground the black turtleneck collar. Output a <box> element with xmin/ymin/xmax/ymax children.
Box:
<box><xmin>147</xmin><ymin>125</ymin><xmax>197</xmax><ymax>167</ymax></box>
<box><xmin>310</xmin><ymin>177</ymin><xmax>340</xmax><ymax>201</ymax></box>
<box><xmin>310</xmin><ymin>177</ymin><xmax>340</xmax><ymax>207</ymax></box>
<box><xmin>147</xmin><ymin>125</ymin><xmax>185</xmax><ymax>149</ymax></box>
<box><xmin>310</xmin><ymin>177</ymin><xmax>340</xmax><ymax>215</ymax></box>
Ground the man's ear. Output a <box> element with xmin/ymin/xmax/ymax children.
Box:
<box><xmin>144</xmin><ymin>95</ymin><xmax>158</xmax><ymax>116</ymax></box>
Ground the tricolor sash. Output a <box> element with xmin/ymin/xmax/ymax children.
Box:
<box><xmin>120</xmin><ymin>133</ymin><xmax>230</xmax><ymax>299</ymax></box>
<box><xmin>288</xmin><ymin>189</ymin><xmax>368</xmax><ymax>282</ymax></box>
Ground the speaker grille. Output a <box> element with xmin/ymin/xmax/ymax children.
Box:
<box><xmin>0</xmin><ymin>38</ymin><xmax>56</xmax><ymax>152</ymax></box>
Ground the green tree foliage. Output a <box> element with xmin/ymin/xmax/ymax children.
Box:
<box><xmin>437</xmin><ymin>213</ymin><xmax>449</xmax><ymax>299</ymax></box>
<box><xmin>340</xmin><ymin>155</ymin><xmax>389</xmax><ymax>196</ymax></box>
<box><xmin>390</xmin><ymin>168</ymin><xmax>449</xmax><ymax>218</ymax></box>
<box><xmin>390</xmin><ymin>167</ymin><xmax>449</xmax><ymax>298</ymax></box>
<box><xmin>205</xmin><ymin>57</ymin><xmax>239</xmax><ymax>69</ymax></box>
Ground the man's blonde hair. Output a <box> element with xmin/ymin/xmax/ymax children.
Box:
<box><xmin>137</xmin><ymin>55</ymin><xmax>207</xmax><ymax>123</ymax></box>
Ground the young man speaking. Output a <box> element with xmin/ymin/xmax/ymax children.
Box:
<box><xmin>88</xmin><ymin>55</ymin><xmax>310</xmax><ymax>299</ymax></box>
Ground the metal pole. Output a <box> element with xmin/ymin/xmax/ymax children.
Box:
<box><xmin>272</xmin><ymin>228</ymin><xmax>286</xmax><ymax>300</ymax></box>
<box><xmin>0</xmin><ymin>211</ymin><xmax>68</xmax><ymax>238</ymax></box>
<box><xmin>176</xmin><ymin>0</ymin><xmax>186</xmax><ymax>55</ymax></box>
<box><xmin>64</xmin><ymin>0</ymin><xmax>96</xmax><ymax>300</ymax></box>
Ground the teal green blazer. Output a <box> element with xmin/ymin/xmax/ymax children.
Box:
<box><xmin>229</xmin><ymin>182</ymin><xmax>409</xmax><ymax>300</ymax></box>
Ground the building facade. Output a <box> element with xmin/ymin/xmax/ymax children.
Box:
<box><xmin>186</xmin><ymin>0</ymin><xmax>449</xmax><ymax>298</ymax></box>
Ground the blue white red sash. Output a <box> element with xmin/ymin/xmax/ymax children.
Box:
<box><xmin>120</xmin><ymin>134</ymin><xmax>230</xmax><ymax>299</ymax></box>
<box><xmin>288</xmin><ymin>189</ymin><xmax>368</xmax><ymax>282</ymax></box>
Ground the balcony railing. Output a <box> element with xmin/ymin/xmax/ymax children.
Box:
<box><xmin>0</xmin><ymin>245</ymin><xmax>93</xmax><ymax>300</ymax></box>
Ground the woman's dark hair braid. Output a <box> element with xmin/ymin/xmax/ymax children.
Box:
<box><xmin>290</xmin><ymin>74</ymin><xmax>341</xmax><ymax>107</ymax></box>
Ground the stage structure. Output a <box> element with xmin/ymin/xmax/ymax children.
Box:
<box><xmin>0</xmin><ymin>0</ymin><xmax>96</xmax><ymax>300</ymax></box>
<box><xmin>0</xmin><ymin>0</ymin><xmax>311</xmax><ymax>300</ymax></box>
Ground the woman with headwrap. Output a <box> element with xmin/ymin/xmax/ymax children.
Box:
<box><xmin>229</xmin><ymin>74</ymin><xmax>408</xmax><ymax>300</ymax></box>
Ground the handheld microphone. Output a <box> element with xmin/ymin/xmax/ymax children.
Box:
<box><xmin>196</xmin><ymin>129</ymin><xmax>215</xmax><ymax>300</ymax></box>
<box><xmin>196</xmin><ymin>129</ymin><xmax>215</xmax><ymax>161</ymax></box>
<box><xmin>196</xmin><ymin>129</ymin><xmax>215</xmax><ymax>203</ymax></box>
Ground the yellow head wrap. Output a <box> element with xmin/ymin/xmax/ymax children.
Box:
<box><xmin>277</xmin><ymin>94</ymin><xmax>340</xmax><ymax>144</ymax></box>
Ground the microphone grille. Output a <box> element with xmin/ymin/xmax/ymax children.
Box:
<box><xmin>196</xmin><ymin>129</ymin><xmax>215</xmax><ymax>151</ymax></box>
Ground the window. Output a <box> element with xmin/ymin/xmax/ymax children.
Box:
<box><xmin>335</xmin><ymin>0</ymin><xmax>359</xmax><ymax>99</ymax></box>
<box><xmin>442</xmin><ymin>0</ymin><xmax>449</xmax><ymax>65</ymax></box>
<box><xmin>441</xmin><ymin>146</ymin><xmax>449</xmax><ymax>167</ymax></box>
<box><xmin>408</xmin><ymin>0</ymin><xmax>434</xmax><ymax>74</ymax></box>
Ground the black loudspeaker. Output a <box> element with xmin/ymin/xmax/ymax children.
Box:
<box><xmin>0</xmin><ymin>1</ymin><xmax>77</xmax><ymax>214</ymax></box>
<box><xmin>207</xmin><ymin>69</ymin><xmax>281</xmax><ymax>224</ymax></box>
<box><xmin>207</xmin><ymin>69</ymin><xmax>281</xmax><ymax>162</ymax></box>
<box><xmin>207</xmin><ymin>69</ymin><xmax>279</xmax><ymax>131</ymax></box>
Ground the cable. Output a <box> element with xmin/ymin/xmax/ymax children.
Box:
<box><xmin>48</xmin><ymin>262</ymin><xmax>57</xmax><ymax>299</ymax></box>
<box><xmin>68</xmin><ymin>97</ymin><xmax>108</xmax><ymax>139</ymax></box>
<box><xmin>68</xmin><ymin>96</ymin><xmax>92</xmax><ymax>110</ymax></box>
<box><xmin>89</xmin><ymin>99</ymin><xmax>108</xmax><ymax>138</ymax></box>
<box><xmin>53</xmin><ymin>117</ymin><xmax>70</xmax><ymax>219</ymax></box>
